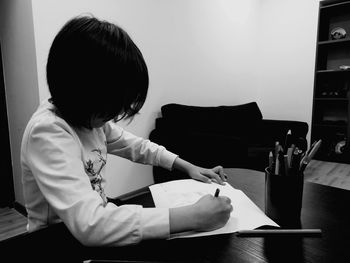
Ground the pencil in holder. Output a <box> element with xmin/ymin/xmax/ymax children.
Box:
<box><xmin>265</xmin><ymin>167</ymin><xmax>304</xmax><ymax>227</ymax></box>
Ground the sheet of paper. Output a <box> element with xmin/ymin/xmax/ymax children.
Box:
<box><xmin>149</xmin><ymin>179</ymin><xmax>279</xmax><ymax>239</ymax></box>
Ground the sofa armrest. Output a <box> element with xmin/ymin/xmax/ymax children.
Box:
<box><xmin>258</xmin><ymin>119</ymin><xmax>309</xmax><ymax>151</ymax></box>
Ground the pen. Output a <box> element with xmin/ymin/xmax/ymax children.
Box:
<box><xmin>268</xmin><ymin>151</ymin><xmax>273</xmax><ymax>170</ymax></box>
<box><xmin>274</xmin><ymin>154</ymin><xmax>280</xmax><ymax>175</ymax></box>
<box><xmin>236</xmin><ymin>228</ymin><xmax>322</xmax><ymax>237</ymax></box>
<box><xmin>277</xmin><ymin>150</ymin><xmax>284</xmax><ymax>175</ymax></box>
<box><xmin>300</xmin><ymin>161</ymin><xmax>308</xmax><ymax>173</ymax></box>
<box><xmin>299</xmin><ymin>140</ymin><xmax>316</xmax><ymax>167</ymax></box>
<box><xmin>214</xmin><ymin>188</ymin><xmax>220</xmax><ymax>197</ymax></box>
<box><xmin>307</xmin><ymin>140</ymin><xmax>318</xmax><ymax>156</ymax></box>
<box><xmin>283</xmin><ymin>154</ymin><xmax>289</xmax><ymax>176</ymax></box>
<box><xmin>299</xmin><ymin>151</ymin><xmax>308</xmax><ymax>168</ymax></box>
<box><xmin>300</xmin><ymin>139</ymin><xmax>322</xmax><ymax>172</ymax></box>
<box><xmin>290</xmin><ymin>147</ymin><xmax>301</xmax><ymax>171</ymax></box>
<box><xmin>284</xmin><ymin>129</ymin><xmax>292</xmax><ymax>154</ymax></box>
<box><xmin>286</xmin><ymin>147</ymin><xmax>293</xmax><ymax>167</ymax></box>
<box><xmin>274</xmin><ymin>141</ymin><xmax>280</xmax><ymax>159</ymax></box>
<box><xmin>305</xmin><ymin>139</ymin><xmax>322</xmax><ymax>161</ymax></box>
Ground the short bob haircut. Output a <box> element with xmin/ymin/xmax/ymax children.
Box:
<box><xmin>46</xmin><ymin>15</ymin><xmax>148</xmax><ymax>129</ymax></box>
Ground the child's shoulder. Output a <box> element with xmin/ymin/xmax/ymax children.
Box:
<box><xmin>26</xmin><ymin>99</ymin><xmax>72</xmax><ymax>135</ymax></box>
<box><xmin>21</xmin><ymin>99</ymin><xmax>82</xmax><ymax>157</ymax></box>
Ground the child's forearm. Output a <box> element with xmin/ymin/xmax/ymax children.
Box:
<box><xmin>172</xmin><ymin>157</ymin><xmax>195</xmax><ymax>173</ymax></box>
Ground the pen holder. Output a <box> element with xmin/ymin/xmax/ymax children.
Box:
<box><xmin>265</xmin><ymin>167</ymin><xmax>304</xmax><ymax>228</ymax></box>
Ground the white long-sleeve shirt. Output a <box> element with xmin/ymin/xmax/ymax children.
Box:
<box><xmin>20</xmin><ymin>99</ymin><xmax>178</xmax><ymax>246</ymax></box>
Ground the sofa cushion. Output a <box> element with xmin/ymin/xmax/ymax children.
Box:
<box><xmin>160</xmin><ymin>102</ymin><xmax>263</xmax><ymax>137</ymax></box>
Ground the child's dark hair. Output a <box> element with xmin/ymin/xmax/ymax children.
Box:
<box><xmin>46</xmin><ymin>15</ymin><xmax>148</xmax><ymax>128</ymax></box>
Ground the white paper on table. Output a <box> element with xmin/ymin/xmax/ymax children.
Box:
<box><xmin>149</xmin><ymin>179</ymin><xmax>279</xmax><ymax>239</ymax></box>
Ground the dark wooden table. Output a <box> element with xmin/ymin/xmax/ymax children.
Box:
<box><xmin>3</xmin><ymin>168</ymin><xmax>350</xmax><ymax>262</ymax></box>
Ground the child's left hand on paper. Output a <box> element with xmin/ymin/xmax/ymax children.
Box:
<box><xmin>188</xmin><ymin>165</ymin><xmax>227</xmax><ymax>185</ymax></box>
<box><xmin>173</xmin><ymin>157</ymin><xmax>227</xmax><ymax>185</ymax></box>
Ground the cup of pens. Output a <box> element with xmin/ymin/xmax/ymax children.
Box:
<box><xmin>265</xmin><ymin>136</ymin><xmax>322</xmax><ymax>228</ymax></box>
<box><xmin>265</xmin><ymin>167</ymin><xmax>304</xmax><ymax>227</ymax></box>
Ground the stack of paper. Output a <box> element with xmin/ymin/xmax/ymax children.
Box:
<box><xmin>149</xmin><ymin>179</ymin><xmax>279</xmax><ymax>239</ymax></box>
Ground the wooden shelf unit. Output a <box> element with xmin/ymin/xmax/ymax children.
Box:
<box><xmin>311</xmin><ymin>0</ymin><xmax>350</xmax><ymax>163</ymax></box>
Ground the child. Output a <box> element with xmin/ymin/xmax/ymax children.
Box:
<box><xmin>20</xmin><ymin>15</ymin><xmax>232</xmax><ymax>247</ymax></box>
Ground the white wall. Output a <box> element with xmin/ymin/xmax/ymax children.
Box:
<box><xmin>0</xmin><ymin>0</ymin><xmax>40</xmax><ymax>205</ymax></box>
<box><xmin>2</xmin><ymin>0</ymin><xmax>321</xmax><ymax>204</ymax></box>
<box><xmin>256</xmin><ymin>0</ymin><xmax>319</xmax><ymax>136</ymax></box>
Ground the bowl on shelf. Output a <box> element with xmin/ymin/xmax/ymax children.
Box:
<box><xmin>339</xmin><ymin>65</ymin><xmax>350</xmax><ymax>70</ymax></box>
<box><xmin>330</xmin><ymin>27</ymin><xmax>347</xmax><ymax>40</ymax></box>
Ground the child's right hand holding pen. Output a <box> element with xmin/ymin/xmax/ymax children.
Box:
<box><xmin>169</xmin><ymin>189</ymin><xmax>232</xmax><ymax>234</ymax></box>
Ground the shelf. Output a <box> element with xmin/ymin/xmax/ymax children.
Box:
<box><xmin>320</xmin><ymin>0</ymin><xmax>350</xmax><ymax>10</ymax></box>
<box><xmin>312</xmin><ymin>0</ymin><xmax>350</xmax><ymax>163</ymax></box>
<box><xmin>318</xmin><ymin>38</ymin><xmax>350</xmax><ymax>45</ymax></box>
<box><xmin>314</xmin><ymin>98</ymin><xmax>348</xmax><ymax>101</ymax></box>
<box><xmin>316</xmin><ymin>45</ymin><xmax>350</xmax><ymax>70</ymax></box>
<box><xmin>316</xmin><ymin>69</ymin><xmax>350</xmax><ymax>73</ymax></box>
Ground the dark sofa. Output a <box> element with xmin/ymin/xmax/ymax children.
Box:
<box><xmin>149</xmin><ymin>102</ymin><xmax>309</xmax><ymax>183</ymax></box>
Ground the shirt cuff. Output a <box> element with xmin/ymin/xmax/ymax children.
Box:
<box><xmin>140</xmin><ymin>208</ymin><xmax>170</xmax><ymax>240</ymax></box>
<box><xmin>159</xmin><ymin>149</ymin><xmax>178</xmax><ymax>170</ymax></box>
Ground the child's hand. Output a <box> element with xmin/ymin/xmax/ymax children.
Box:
<box><xmin>172</xmin><ymin>157</ymin><xmax>228</xmax><ymax>185</ymax></box>
<box><xmin>192</xmin><ymin>194</ymin><xmax>233</xmax><ymax>231</ymax></box>
<box><xmin>169</xmin><ymin>193</ymin><xmax>233</xmax><ymax>234</ymax></box>
<box><xmin>188</xmin><ymin>165</ymin><xmax>228</xmax><ymax>185</ymax></box>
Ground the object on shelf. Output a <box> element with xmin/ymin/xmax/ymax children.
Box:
<box><xmin>335</xmin><ymin>140</ymin><xmax>347</xmax><ymax>154</ymax></box>
<box><xmin>330</xmin><ymin>91</ymin><xmax>339</xmax><ymax>96</ymax></box>
<box><xmin>339</xmin><ymin>65</ymin><xmax>350</xmax><ymax>70</ymax></box>
<box><xmin>321</xmin><ymin>91</ymin><xmax>340</xmax><ymax>97</ymax></box>
<box><xmin>330</xmin><ymin>27</ymin><xmax>347</xmax><ymax>40</ymax></box>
